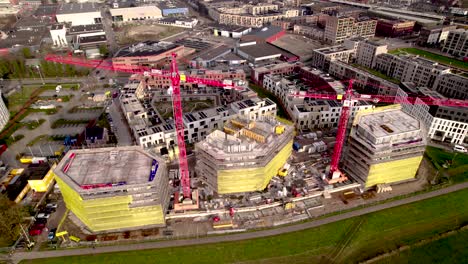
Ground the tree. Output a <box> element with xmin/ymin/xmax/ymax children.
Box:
<box><xmin>98</xmin><ymin>45</ymin><xmax>109</xmax><ymax>58</ymax></box>
<box><xmin>65</xmin><ymin>64</ymin><xmax>75</xmax><ymax>77</ymax></box>
<box><xmin>0</xmin><ymin>194</ymin><xmax>27</xmax><ymax>243</ymax></box>
<box><xmin>21</xmin><ymin>48</ymin><xmax>32</xmax><ymax>59</ymax></box>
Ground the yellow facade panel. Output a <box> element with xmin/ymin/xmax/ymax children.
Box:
<box><xmin>55</xmin><ymin>175</ymin><xmax>165</xmax><ymax>232</ymax></box>
<box><xmin>217</xmin><ymin>140</ymin><xmax>293</xmax><ymax>194</ymax></box>
<box><xmin>366</xmin><ymin>155</ymin><xmax>423</xmax><ymax>188</ymax></box>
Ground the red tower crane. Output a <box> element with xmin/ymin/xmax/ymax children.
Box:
<box><xmin>47</xmin><ymin>54</ymin><xmax>468</xmax><ymax>189</ymax></box>
<box><xmin>46</xmin><ymin>54</ymin><xmax>244</xmax><ymax>199</ymax></box>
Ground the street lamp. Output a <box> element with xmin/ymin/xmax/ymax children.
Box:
<box><xmin>35</xmin><ymin>65</ymin><xmax>45</xmax><ymax>85</ymax></box>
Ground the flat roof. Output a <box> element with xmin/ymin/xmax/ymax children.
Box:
<box><xmin>238</xmin><ymin>43</ymin><xmax>283</xmax><ymax>58</ymax></box>
<box><xmin>244</xmin><ymin>26</ymin><xmax>283</xmax><ymax>40</ymax></box>
<box><xmin>214</xmin><ymin>24</ymin><xmax>250</xmax><ymax>32</ymax></box>
<box><xmin>114</xmin><ymin>41</ymin><xmax>179</xmax><ymax>57</ymax></box>
<box><xmin>359</xmin><ymin>109</ymin><xmax>420</xmax><ymax>138</ymax></box>
<box><xmin>69</xmin><ymin>24</ymin><xmax>103</xmax><ymax>34</ymax></box>
<box><xmin>196</xmin><ymin>44</ymin><xmax>231</xmax><ymax>61</ymax></box>
<box><xmin>78</xmin><ymin>34</ymin><xmax>107</xmax><ymax>44</ymax></box>
<box><xmin>33</xmin><ymin>4</ymin><xmax>58</xmax><ymax>17</ymax></box>
<box><xmin>57</xmin><ymin>147</ymin><xmax>159</xmax><ymax>186</ymax></box>
<box><xmin>56</xmin><ymin>2</ymin><xmax>100</xmax><ymax>15</ymax></box>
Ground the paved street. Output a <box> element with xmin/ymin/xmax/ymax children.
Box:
<box><xmin>108</xmin><ymin>97</ymin><xmax>133</xmax><ymax>146</ymax></box>
<box><xmin>10</xmin><ymin>182</ymin><xmax>468</xmax><ymax>263</ymax></box>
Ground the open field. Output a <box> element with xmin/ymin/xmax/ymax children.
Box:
<box><xmin>425</xmin><ymin>146</ymin><xmax>468</xmax><ymax>183</ymax></box>
<box><xmin>115</xmin><ymin>24</ymin><xmax>185</xmax><ymax>45</ymax></box>
<box><xmin>376</xmin><ymin>229</ymin><xmax>468</xmax><ymax>264</ymax></box>
<box><xmin>6</xmin><ymin>86</ymin><xmax>39</xmax><ymax>114</ymax></box>
<box><xmin>389</xmin><ymin>48</ymin><xmax>468</xmax><ymax>71</ymax></box>
<box><xmin>20</xmin><ymin>188</ymin><xmax>468</xmax><ymax>264</ymax></box>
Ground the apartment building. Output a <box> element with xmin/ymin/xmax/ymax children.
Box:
<box><xmin>208</xmin><ymin>3</ymin><xmax>299</xmax><ymax>28</ymax></box>
<box><xmin>343</xmin><ymin>107</ymin><xmax>426</xmax><ymax>188</ymax></box>
<box><xmin>195</xmin><ymin>116</ymin><xmax>293</xmax><ymax>194</ymax></box>
<box><xmin>292</xmin><ymin>99</ymin><xmax>373</xmax><ymax>131</ymax></box>
<box><xmin>328</xmin><ymin>60</ymin><xmax>400</xmax><ymax>96</ymax></box>
<box><xmin>442</xmin><ymin>29</ymin><xmax>468</xmax><ymax>58</ymax></box>
<box><xmin>0</xmin><ymin>93</ymin><xmax>9</xmax><ymax>132</ymax></box>
<box><xmin>324</xmin><ymin>15</ymin><xmax>377</xmax><ymax>44</ymax></box>
<box><xmin>374</xmin><ymin>53</ymin><xmax>451</xmax><ymax>88</ymax></box>
<box><xmin>432</xmin><ymin>73</ymin><xmax>468</xmax><ymax>100</ymax></box>
<box><xmin>54</xmin><ymin>147</ymin><xmax>170</xmax><ymax>232</ymax></box>
<box><xmin>311</xmin><ymin>45</ymin><xmax>354</xmax><ymax>71</ymax></box>
<box><xmin>251</xmin><ymin>62</ymin><xmax>300</xmax><ymax>84</ymax></box>
<box><xmin>417</xmin><ymin>25</ymin><xmax>457</xmax><ymax>46</ymax></box>
<box><xmin>355</xmin><ymin>39</ymin><xmax>388</xmax><ymax>68</ymax></box>
<box><xmin>397</xmin><ymin>88</ymin><xmax>468</xmax><ymax>145</ymax></box>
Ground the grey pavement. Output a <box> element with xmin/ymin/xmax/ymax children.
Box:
<box><xmin>109</xmin><ymin>98</ymin><xmax>133</xmax><ymax>146</ymax></box>
<box><xmin>11</xmin><ymin>181</ymin><xmax>468</xmax><ymax>263</ymax></box>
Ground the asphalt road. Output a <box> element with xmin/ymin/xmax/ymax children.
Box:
<box><xmin>11</xmin><ymin>182</ymin><xmax>468</xmax><ymax>263</ymax></box>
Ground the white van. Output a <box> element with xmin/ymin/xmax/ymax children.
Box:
<box><xmin>453</xmin><ymin>145</ymin><xmax>467</xmax><ymax>153</ymax></box>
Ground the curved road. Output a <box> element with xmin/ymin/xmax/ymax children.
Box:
<box><xmin>11</xmin><ymin>182</ymin><xmax>468</xmax><ymax>263</ymax></box>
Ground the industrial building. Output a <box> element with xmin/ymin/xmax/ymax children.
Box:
<box><xmin>375</xmin><ymin>19</ymin><xmax>415</xmax><ymax>38</ymax></box>
<box><xmin>56</xmin><ymin>3</ymin><xmax>102</xmax><ymax>26</ymax></box>
<box><xmin>195</xmin><ymin>116</ymin><xmax>294</xmax><ymax>194</ymax></box>
<box><xmin>54</xmin><ymin>147</ymin><xmax>169</xmax><ymax>232</ymax></box>
<box><xmin>158</xmin><ymin>2</ymin><xmax>188</xmax><ymax>17</ymax></box>
<box><xmin>112</xmin><ymin>41</ymin><xmax>193</xmax><ymax>68</ymax></box>
<box><xmin>110</xmin><ymin>2</ymin><xmax>162</xmax><ymax>23</ymax></box>
<box><xmin>343</xmin><ymin>106</ymin><xmax>426</xmax><ymax>188</ymax></box>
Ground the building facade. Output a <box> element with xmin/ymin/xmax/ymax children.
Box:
<box><xmin>0</xmin><ymin>93</ymin><xmax>10</xmax><ymax>132</ymax></box>
<box><xmin>375</xmin><ymin>19</ymin><xmax>415</xmax><ymax>38</ymax></box>
<box><xmin>195</xmin><ymin>116</ymin><xmax>293</xmax><ymax>194</ymax></box>
<box><xmin>324</xmin><ymin>15</ymin><xmax>377</xmax><ymax>44</ymax></box>
<box><xmin>343</xmin><ymin>106</ymin><xmax>426</xmax><ymax>189</ymax></box>
<box><xmin>355</xmin><ymin>39</ymin><xmax>388</xmax><ymax>68</ymax></box>
<box><xmin>56</xmin><ymin>3</ymin><xmax>102</xmax><ymax>26</ymax></box>
<box><xmin>54</xmin><ymin>147</ymin><xmax>170</xmax><ymax>232</ymax></box>
<box><xmin>442</xmin><ymin>29</ymin><xmax>468</xmax><ymax>58</ymax></box>
<box><xmin>110</xmin><ymin>4</ymin><xmax>162</xmax><ymax>23</ymax></box>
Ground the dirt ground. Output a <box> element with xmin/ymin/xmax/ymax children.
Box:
<box><xmin>115</xmin><ymin>24</ymin><xmax>185</xmax><ymax>45</ymax></box>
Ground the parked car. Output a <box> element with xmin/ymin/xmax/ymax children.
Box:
<box><xmin>31</xmin><ymin>223</ymin><xmax>46</xmax><ymax>229</ymax></box>
<box><xmin>35</xmin><ymin>218</ymin><xmax>47</xmax><ymax>224</ymax></box>
<box><xmin>40</xmin><ymin>208</ymin><xmax>54</xmax><ymax>214</ymax></box>
<box><xmin>48</xmin><ymin>228</ymin><xmax>57</xmax><ymax>240</ymax></box>
<box><xmin>29</xmin><ymin>227</ymin><xmax>43</xmax><ymax>236</ymax></box>
<box><xmin>46</xmin><ymin>203</ymin><xmax>58</xmax><ymax>209</ymax></box>
<box><xmin>36</xmin><ymin>213</ymin><xmax>50</xmax><ymax>219</ymax></box>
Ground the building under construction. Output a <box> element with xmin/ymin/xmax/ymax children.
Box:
<box><xmin>343</xmin><ymin>106</ymin><xmax>426</xmax><ymax>189</ymax></box>
<box><xmin>195</xmin><ymin>116</ymin><xmax>294</xmax><ymax>195</ymax></box>
<box><xmin>54</xmin><ymin>146</ymin><xmax>169</xmax><ymax>232</ymax></box>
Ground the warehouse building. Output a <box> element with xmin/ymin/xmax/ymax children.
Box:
<box><xmin>110</xmin><ymin>2</ymin><xmax>162</xmax><ymax>23</ymax></box>
<box><xmin>56</xmin><ymin>3</ymin><xmax>102</xmax><ymax>26</ymax></box>
<box><xmin>343</xmin><ymin>106</ymin><xmax>426</xmax><ymax>189</ymax></box>
<box><xmin>54</xmin><ymin>147</ymin><xmax>169</xmax><ymax>232</ymax></box>
<box><xmin>112</xmin><ymin>41</ymin><xmax>193</xmax><ymax>68</ymax></box>
<box><xmin>195</xmin><ymin>116</ymin><xmax>294</xmax><ymax>194</ymax></box>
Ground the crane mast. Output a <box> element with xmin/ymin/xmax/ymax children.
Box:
<box><xmin>169</xmin><ymin>54</ymin><xmax>191</xmax><ymax>198</ymax></box>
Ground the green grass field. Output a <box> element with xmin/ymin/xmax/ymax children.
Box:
<box><xmin>6</xmin><ymin>86</ymin><xmax>39</xmax><ymax>114</ymax></box>
<box><xmin>389</xmin><ymin>48</ymin><xmax>468</xmax><ymax>71</ymax></box>
<box><xmin>425</xmin><ymin>146</ymin><xmax>468</xmax><ymax>183</ymax></box>
<box><xmin>21</xmin><ymin>189</ymin><xmax>468</xmax><ymax>264</ymax></box>
<box><xmin>376</xmin><ymin>230</ymin><xmax>468</xmax><ymax>264</ymax></box>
